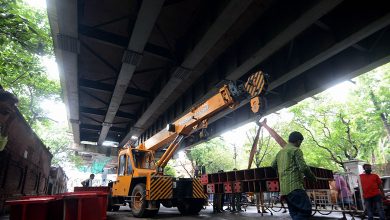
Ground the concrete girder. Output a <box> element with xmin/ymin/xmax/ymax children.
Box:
<box><xmin>269</xmin><ymin>13</ymin><xmax>390</xmax><ymax>91</ymax></box>
<box><xmin>80</xmin><ymin>123</ymin><xmax>126</xmax><ymax>134</ymax></box>
<box><xmin>79</xmin><ymin>79</ymin><xmax>151</xmax><ymax>98</ymax></box>
<box><xmin>183</xmin><ymin>28</ymin><xmax>390</xmax><ymax>148</ymax></box>
<box><xmin>79</xmin><ymin>106</ymin><xmax>136</xmax><ymax>120</ymax></box>
<box><xmin>120</xmin><ymin>0</ymin><xmax>254</xmax><ymax>146</ymax></box>
<box><xmin>78</xmin><ymin>25</ymin><xmax>175</xmax><ymax>62</ymax></box>
<box><xmin>47</xmin><ymin>0</ymin><xmax>80</xmax><ymax>143</ymax></box>
<box><xmin>139</xmin><ymin>1</ymin><xmax>390</xmax><ymax>146</ymax></box>
<box><xmin>137</xmin><ymin>0</ymin><xmax>343</xmax><ymax>143</ymax></box>
<box><xmin>71</xmin><ymin>144</ymin><xmax>119</xmax><ymax>157</ymax></box>
<box><xmin>225</xmin><ymin>0</ymin><xmax>343</xmax><ymax>81</ymax></box>
<box><xmin>97</xmin><ymin>0</ymin><xmax>165</xmax><ymax>146</ymax></box>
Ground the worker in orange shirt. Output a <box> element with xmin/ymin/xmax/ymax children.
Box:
<box><xmin>359</xmin><ymin>163</ymin><xmax>386</xmax><ymax>220</ymax></box>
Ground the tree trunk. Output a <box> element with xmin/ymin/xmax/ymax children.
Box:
<box><xmin>369</xmin><ymin>90</ymin><xmax>390</xmax><ymax>141</ymax></box>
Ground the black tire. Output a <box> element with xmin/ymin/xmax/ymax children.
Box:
<box><xmin>112</xmin><ymin>205</ymin><xmax>120</xmax><ymax>211</ymax></box>
<box><xmin>131</xmin><ymin>183</ymin><xmax>148</xmax><ymax>217</ymax></box>
<box><xmin>107</xmin><ymin>194</ymin><xmax>113</xmax><ymax>211</ymax></box>
<box><xmin>147</xmin><ymin>202</ymin><xmax>160</xmax><ymax>217</ymax></box>
<box><xmin>177</xmin><ymin>199</ymin><xmax>204</xmax><ymax>215</ymax></box>
<box><xmin>107</xmin><ymin>194</ymin><xmax>121</xmax><ymax>211</ymax></box>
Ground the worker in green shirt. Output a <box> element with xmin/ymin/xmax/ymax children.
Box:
<box><xmin>260</xmin><ymin>119</ymin><xmax>316</xmax><ymax>220</ymax></box>
<box><xmin>0</xmin><ymin>89</ymin><xmax>18</xmax><ymax>151</ymax></box>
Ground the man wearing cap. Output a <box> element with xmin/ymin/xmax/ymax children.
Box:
<box><xmin>260</xmin><ymin>119</ymin><xmax>316</xmax><ymax>220</ymax></box>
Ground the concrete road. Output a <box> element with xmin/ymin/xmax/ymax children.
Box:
<box><xmin>107</xmin><ymin>205</ymin><xmax>355</xmax><ymax>220</ymax></box>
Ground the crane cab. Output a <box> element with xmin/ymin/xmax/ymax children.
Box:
<box><xmin>112</xmin><ymin>148</ymin><xmax>156</xmax><ymax>197</ymax></box>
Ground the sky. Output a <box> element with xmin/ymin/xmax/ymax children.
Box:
<box><xmin>25</xmin><ymin>0</ymin><xmax>46</xmax><ymax>9</ymax></box>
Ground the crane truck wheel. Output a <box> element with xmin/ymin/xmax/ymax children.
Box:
<box><xmin>131</xmin><ymin>183</ymin><xmax>148</xmax><ymax>217</ymax></box>
<box><xmin>177</xmin><ymin>199</ymin><xmax>204</xmax><ymax>215</ymax></box>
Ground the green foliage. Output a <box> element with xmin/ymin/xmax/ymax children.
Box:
<box><xmin>0</xmin><ymin>0</ymin><xmax>82</xmax><ymax>167</ymax></box>
<box><xmin>0</xmin><ymin>0</ymin><xmax>59</xmax><ymax>127</ymax></box>
<box><xmin>34</xmin><ymin>121</ymin><xmax>82</xmax><ymax>166</ymax></box>
<box><xmin>0</xmin><ymin>0</ymin><xmax>52</xmax><ymax>54</ymax></box>
<box><xmin>289</xmin><ymin>64</ymin><xmax>390</xmax><ymax>170</ymax></box>
<box><xmin>164</xmin><ymin>165</ymin><xmax>176</xmax><ymax>177</ymax></box>
<box><xmin>188</xmin><ymin>137</ymin><xmax>235</xmax><ymax>173</ymax></box>
<box><xmin>243</xmin><ymin>126</ymin><xmax>280</xmax><ymax>168</ymax></box>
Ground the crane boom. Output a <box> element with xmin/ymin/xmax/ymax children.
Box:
<box><xmin>131</xmin><ymin>71</ymin><xmax>268</xmax><ymax>169</ymax></box>
<box><xmin>111</xmin><ymin>71</ymin><xmax>268</xmax><ymax>216</ymax></box>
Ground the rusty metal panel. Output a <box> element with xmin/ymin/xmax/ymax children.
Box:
<box><xmin>226</xmin><ymin>171</ymin><xmax>236</xmax><ymax>182</ymax></box>
<box><xmin>244</xmin><ymin>169</ymin><xmax>254</xmax><ymax>180</ymax></box>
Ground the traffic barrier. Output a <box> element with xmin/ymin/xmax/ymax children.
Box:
<box><xmin>254</xmin><ymin>168</ymin><xmax>266</xmax><ymax>179</ymax></box>
<box><xmin>206</xmin><ymin>184</ymin><xmax>215</xmax><ymax>193</ymax></box>
<box><xmin>234</xmin><ymin>182</ymin><xmax>242</xmax><ymax>193</ymax></box>
<box><xmin>244</xmin><ymin>170</ymin><xmax>254</xmax><ymax>180</ymax></box>
<box><xmin>200</xmin><ymin>174</ymin><xmax>208</xmax><ymax>185</ymax></box>
<box><xmin>6</xmin><ymin>196</ymin><xmax>63</xmax><ymax>220</ymax></box>
<box><xmin>6</xmin><ymin>191</ymin><xmax>108</xmax><ymax>220</ymax></box>
<box><xmin>74</xmin><ymin>186</ymin><xmax>110</xmax><ymax>193</ymax></box>
<box><xmin>266</xmin><ymin>180</ymin><xmax>279</xmax><ymax>192</ymax></box>
<box><xmin>226</xmin><ymin>171</ymin><xmax>236</xmax><ymax>182</ymax></box>
<box><xmin>264</xmin><ymin>167</ymin><xmax>278</xmax><ymax>179</ymax></box>
<box><xmin>202</xmin><ymin>166</ymin><xmax>333</xmax><ymax>194</ymax></box>
<box><xmin>63</xmin><ymin>191</ymin><xmax>108</xmax><ymax>220</ymax></box>
<box><xmin>236</xmin><ymin>170</ymin><xmax>245</xmax><ymax>181</ymax></box>
<box><xmin>223</xmin><ymin>182</ymin><xmax>233</xmax><ymax>193</ymax></box>
<box><xmin>219</xmin><ymin>172</ymin><xmax>227</xmax><ymax>182</ymax></box>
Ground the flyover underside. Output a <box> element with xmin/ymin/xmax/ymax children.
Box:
<box><xmin>47</xmin><ymin>0</ymin><xmax>390</xmax><ymax>156</ymax></box>
<box><xmin>183</xmin><ymin>28</ymin><xmax>390</xmax><ymax>148</ymax></box>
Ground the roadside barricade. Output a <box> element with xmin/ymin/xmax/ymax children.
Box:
<box><xmin>5</xmin><ymin>196</ymin><xmax>63</xmax><ymax>220</ymax></box>
<box><xmin>63</xmin><ymin>191</ymin><xmax>108</xmax><ymax>220</ymax></box>
<box><xmin>6</xmin><ymin>190</ymin><xmax>108</xmax><ymax>220</ymax></box>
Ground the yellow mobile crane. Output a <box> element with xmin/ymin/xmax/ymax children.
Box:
<box><xmin>108</xmin><ymin>71</ymin><xmax>268</xmax><ymax>217</ymax></box>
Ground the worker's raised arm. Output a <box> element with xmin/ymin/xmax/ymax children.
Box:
<box><xmin>259</xmin><ymin>119</ymin><xmax>287</xmax><ymax>147</ymax></box>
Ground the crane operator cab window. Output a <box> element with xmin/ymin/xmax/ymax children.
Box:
<box><xmin>132</xmin><ymin>149</ymin><xmax>155</xmax><ymax>170</ymax></box>
<box><xmin>118</xmin><ymin>154</ymin><xmax>126</xmax><ymax>176</ymax></box>
<box><xmin>127</xmin><ymin>156</ymin><xmax>133</xmax><ymax>175</ymax></box>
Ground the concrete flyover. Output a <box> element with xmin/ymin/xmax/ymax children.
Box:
<box><xmin>47</xmin><ymin>0</ymin><xmax>390</xmax><ymax>159</ymax></box>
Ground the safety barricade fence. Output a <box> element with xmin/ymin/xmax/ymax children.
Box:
<box><xmin>202</xmin><ymin>168</ymin><xmax>369</xmax><ymax>218</ymax></box>
<box><xmin>201</xmin><ymin>166</ymin><xmax>333</xmax><ymax>194</ymax></box>
<box><xmin>5</xmin><ymin>187</ymin><xmax>109</xmax><ymax>220</ymax></box>
<box><xmin>262</xmin><ymin>172</ymin><xmax>366</xmax><ymax>218</ymax></box>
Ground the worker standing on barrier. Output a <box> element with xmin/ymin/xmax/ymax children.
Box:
<box><xmin>81</xmin><ymin>173</ymin><xmax>95</xmax><ymax>187</ymax></box>
<box><xmin>0</xmin><ymin>89</ymin><xmax>18</xmax><ymax>152</ymax></box>
<box><xmin>260</xmin><ymin>119</ymin><xmax>316</xmax><ymax>220</ymax></box>
<box><xmin>359</xmin><ymin>163</ymin><xmax>386</xmax><ymax>220</ymax></box>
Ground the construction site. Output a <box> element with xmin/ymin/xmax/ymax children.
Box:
<box><xmin>0</xmin><ymin>0</ymin><xmax>390</xmax><ymax>219</ymax></box>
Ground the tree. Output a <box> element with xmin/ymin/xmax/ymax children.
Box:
<box><xmin>0</xmin><ymin>0</ymin><xmax>59</xmax><ymax>127</ymax></box>
<box><xmin>164</xmin><ymin>164</ymin><xmax>176</xmax><ymax>177</ymax></box>
<box><xmin>0</xmin><ymin>1</ymin><xmax>83</xmax><ymax>167</ymax></box>
<box><xmin>351</xmin><ymin>64</ymin><xmax>390</xmax><ymax>164</ymax></box>
<box><xmin>289</xmin><ymin>63</ymin><xmax>390</xmax><ymax>170</ymax></box>
<box><xmin>187</xmin><ymin>137</ymin><xmax>235</xmax><ymax>173</ymax></box>
<box><xmin>34</xmin><ymin>122</ymin><xmax>82</xmax><ymax>166</ymax></box>
<box><xmin>244</xmin><ymin>126</ymin><xmax>279</xmax><ymax>168</ymax></box>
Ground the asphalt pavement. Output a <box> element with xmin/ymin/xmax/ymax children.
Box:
<box><xmin>107</xmin><ymin>205</ymin><xmax>356</xmax><ymax>220</ymax></box>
